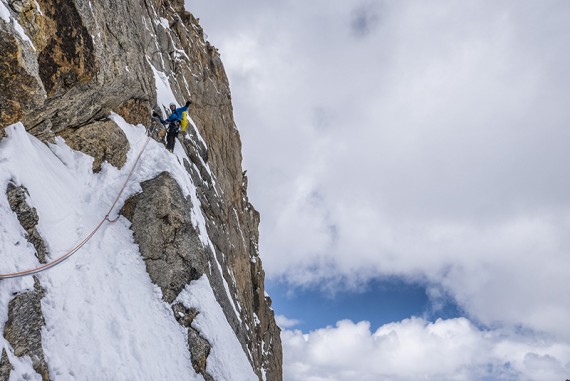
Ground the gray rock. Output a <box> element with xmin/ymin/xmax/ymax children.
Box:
<box><xmin>3</xmin><ymin>277</ymin><xmax>50</xmax><ymax>381</ymax></box>
<box><xmin>188</xmin><ymin>327</ymin><xmax>213</xmax><ymax>381</ymax></box>
<box><xmin>6</xmin><ymin>184</ymin><xmax>38</xmax><ymax>231</ymax></box>
<box><xmin>0</xmin><ymin>349</ymin><xmax>13</xmax><ymax>381</ymax></box>
<box><xmin>6</xmin><ymin>184</ymin><xmax>47</xmax><ymax>263</ymax></box>
<box><xmin>26</xmin><ymin>229</ymin><xmax>48</xmax><ymax>265</ymax></box>
<box><xmin>121</xmin><ymin>172</ymin><xmax>206</xmax><ymax>304</ymax></box>
<box><xmin>172</xmin><ymin>303</ymin><xmax>213</xmax><ymax>380</ymax></box>
<box><xmin>172</xmin><ymin>303</ymin><xmax>199</xmax><ymax>328</ymax></box>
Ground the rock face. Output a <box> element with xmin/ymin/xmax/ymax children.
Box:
<box><xmin>172</xmin><ymin>302</ymin><xmax>213</xmax><ymax>380</ymax></box>
<box><xmin>3</xmin><ymin>278</ymin><xmax>49</xmax><ymax>381</ymax></box>
<box><xmin>122</xmin><ymin>172</ymin><xmax>207</xmax><ymax>304</ymax></box>
<box><xmin>57</xmin><ymin>119</ymin><xmax>129</xmax><ymax>172</ymax></box>
<box><xmin>0</xmin><ymin>349</ymin><xmax>13</xmax><ymax>380</ymax></box>
<box><xmin>179</xmin><ymin>135</ymin><xmax>283</xmax><ymax>379</ymax></box>
<box><xmin>0</xmin><ymin>0</ymin><xmax>282</xmax><ymax>379</ymax></box>
<box><xmin>6</xmin><ymin>184</ymin><xmax>48</xmax><ymax>263</ymax></box>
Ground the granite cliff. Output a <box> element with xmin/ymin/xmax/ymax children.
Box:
<box><xmin>0</xmin><ymin>0</ymin><xmax>282</xmax><ymax>379</ymax></box>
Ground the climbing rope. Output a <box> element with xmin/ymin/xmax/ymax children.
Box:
<box><xmin>0</xmin><ymin>130</ymin><xmax>154</xmax><ymax>280</ymax></box>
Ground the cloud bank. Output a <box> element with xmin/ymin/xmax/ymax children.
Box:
<box><xmin>190</xmin><ymin>0</ymin><xmax>570</xmax><ymax>337</ymax></box>
<box><xmin>187</xmin><ymin>0</ymin><xmax>570</xmax><ymax>379</ymax></box>
<box><xmin>283</xmin><ymin>318</ymin><xmax>570</xmax><ymax>381</ymax></box>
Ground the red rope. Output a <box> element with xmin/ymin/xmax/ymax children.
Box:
<box><xmin>0</xmin><ymin>134</ymin><xmax>153</xmax><ymax>280</ymax></box>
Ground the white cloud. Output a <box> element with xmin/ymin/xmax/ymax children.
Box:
<box><xmin>188</xmin><ymin>0</ymin><xmax>570</xmax><ymax>343</ymax></box>
<box><xmin>276</xmin><ymin>315</ymin><xmax>301</xmax><ymax>329</ymax></box>
<box><xmin>282</xmin><ymin>318</ymin><xmax>570</xmax><ymax>381</ymax></box>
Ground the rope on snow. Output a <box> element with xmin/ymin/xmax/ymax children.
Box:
<box><xmin>0</xmin><ymin>129</ymin><xmax>154</xmax><ymax>280</ymax></box>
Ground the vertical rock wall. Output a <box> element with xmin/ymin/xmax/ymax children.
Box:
<box><xmin>0</xmin><ymin>0</ymin><xmax>282</xmax><ymax>379</ymax></box>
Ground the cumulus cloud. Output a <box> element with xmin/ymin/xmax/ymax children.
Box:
<box><xmin>187</xmin><ymin>0</ymin><xmax>570</xmax><ymax>341</ymax></box>
<box><xmin>276</xmin><ymin>315</ymin><xmax>301</xmax><ymax>329</ymax></box>
<box><xmin>282</xmin><ymin>318</ymin><xmax>570</xmax><ymax>381</ymax></box>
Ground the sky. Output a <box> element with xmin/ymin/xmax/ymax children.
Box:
<box><xmin>186</xmin><ymin>1</ymin><xmax>570</xmax><ymax>380</ymax></box>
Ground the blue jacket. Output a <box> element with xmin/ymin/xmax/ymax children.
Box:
<box><xmin>159</xmin><ymin>105</ymin><xmax>188</xmax><ymax>125</ymax></box>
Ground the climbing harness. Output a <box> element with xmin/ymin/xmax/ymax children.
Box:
<box><xmin>0</xmin><ymin>129</ymin><xmax>154</xmax><ymax>280</ymax></box>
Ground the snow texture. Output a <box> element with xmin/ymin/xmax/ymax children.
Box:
<box><xmin>0</xmin><ymin>118</ymin><xmax>253</xmax><ymax>379</ymax></box>
<box><xmin>0</xmin><ymin>2</ymin><xmax>9</xmax><ymax>22</ymax></box>
<box><xmin>159</xmin><ymin>17</ymin><xmax>169</xmax><ymax>29</ymax></box>
<box><xmin>149</xmin><ymin>62</ymin><xmax>179</xmax><ymax>117</ymax></box>
<box><xmin>177</xmin><ymin>276</ymin><xmax>258</xmax><ymax>381</ymax></box>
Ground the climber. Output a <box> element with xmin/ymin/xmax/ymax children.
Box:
<box><xmin>152</xmin><ymin>100</ymin><xmax>192</xmax><ymax>152</ymax></box>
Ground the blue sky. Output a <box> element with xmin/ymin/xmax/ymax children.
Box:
<box><xmin>267</xmin><ymin>278</ymin><xmax>462</xmax><ymax>332</ymax></box>
<box><xmin>187</xmin><ymin>1</ymin><xmax>570</xmax><ymax>379</ymax></box>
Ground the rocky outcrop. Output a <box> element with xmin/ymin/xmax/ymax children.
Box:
<box><xmin>3</xmin><ymin>278</ymin><xmax>49</xmax><ymax>381</ymax></box>
<box><xmin>122</xmin><ymin>172</ymin><xmax>207</xmax><ymax>304</ymax></box>
<box><xmin>3</xmin><ymin>184</ymin><xmax>50</xmax><ymax>378</ymax></box>
<box><xmin>1</xmin><ymin>0</ymin><xmax>282</xmax><ymax>379</ymax></box>
<box><xmin>122</xmin><ymin>157</ymin><xmax>281</xmax><ymax>379</ymax></box>
<box><xmin>122</xmin><ymin>171</ymin><xmax>252</xmax><ymax>379</ymax></box>
<box><xmin>0</xmin><ymin>349</ymin><xmax>13</xmax><ymax>381</ymax></box>
<box><xmin>57</xmin><ymin>119</ymin><xmax>129</xmax><ymax>172</ymax></box>
<box><xmin>187</xmin><ymin>327</ymin><xmax>213</xmax><ymax>380</ymax></box>
<box><xmin>6</xmin><ymin>183</ymin><xmax>47</xmax><ymax>263</ymax></box>
<box><xmin>172</xmin><ymin>303</ymin><xmax>213</xmax><ymax>381</ymax></box>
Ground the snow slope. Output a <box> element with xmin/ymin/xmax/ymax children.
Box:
<box><xmin>0</xmin><ymin>117</ymin><xmax>255</xmax><ymax>380</ymax></box>
<box><xmin>178</xmin><ymin>276</ymin><xmax>258</xmax><ymax>381</ymax></box>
